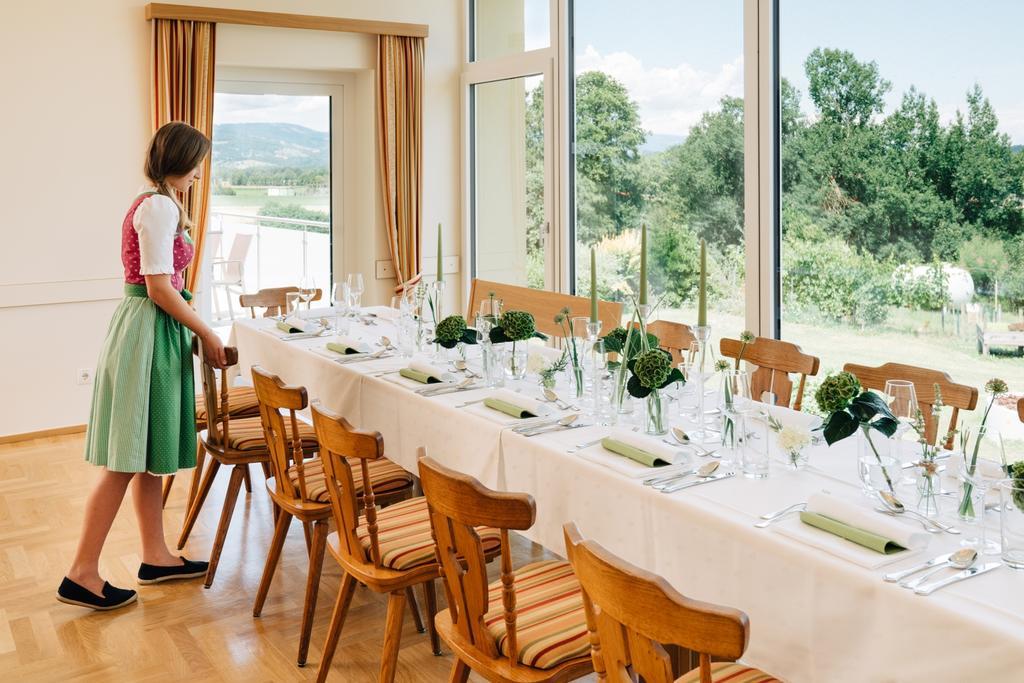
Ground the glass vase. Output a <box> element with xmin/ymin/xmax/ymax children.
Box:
<box><xmin>644</xmin><ymin>389</ymin><xmax>668</xmax><ymax>436</ymax></box>
<box><xmin>689</xmin><ymin>325</ymin><xmax>718</xmax><ymax>442</ymax></box>
<box><xmin>857</xmin><ymin>426</ymin><xmax>896</xmax><ymax>496</ymax></box>
<box><xmin>998</xmin><ymin>480</ymin><xmax>1024</xmax><ymax>570</ymax></box>
<box><xmin>505</xmin><ymin>344</ymin><xmax>527</xmax><ymax>381</ymax></box>
<box><xmin>914</xmin><ymin>465</ymin><xmax>941</xmax><ymax>518</ymax></box>
<box><xmin>785</xmin><ymin>447</ymin><xmax>809</xmax><ymax>471</ymax></box>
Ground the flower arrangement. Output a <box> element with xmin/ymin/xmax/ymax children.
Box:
<box><xmin>734</xmin><ymin>330</ymin><xmax>756</xmax><ymax>366</ymax></box>
<box><xmin>958</xmin><ymin>377</ymin><xmax>1008</xmax><ymax>519</ymax></box>
<box><xmin>815</xmin><ymin>371</ymin><xmax>899</xmax><ymax>493</ymax></box>
<box><xmin>601</xmin><ymin>326</ymin><xmax>659</xmax><ymax>368</ymax></box>
<box><xmin>489</xmin><ymin>310</ymin><xmax>547</xmax><ymax>377</ymax></box>
<box><xmin>554</xmin><ymin>308</ymin><xmax>585</xmax><ymax>398</ymax></box>
<box><xmin>1008</xmin><ymin>460</ymin><xmax>1024</xmax><ymax>513</ymax></box>
<box><xmin>432</xmin><ymin>314</ymin><xmax>478</xmax><ymax>349</ymax></box>
<box><xmin>625</xmin><ymin>348</ymin><xmax>683</xmax><ymax>434</ymax></box>
<box><xmin>767</xmin><ymin>415</ymin><xmax>812</xmax><ymax>469</ymax></box>
<box><xmin>909</xmin><ymin>383</ymin><xmax>949</xmax><ymax>516</ymax></box>
<box><xmin>531</xmin><ymin>350</ymin><xmax>568</xmax><ymax>389</ymax></box>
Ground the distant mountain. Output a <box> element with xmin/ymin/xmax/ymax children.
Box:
<box><xmin>212</xmin><ymin>122</ymin><xmax>328</xmax><ymax>169</ymax></box>
<box><xmin>640</xmin><ymin>133</ymin><xmax>686</xmax><ymax>155</ymax></box>
<box><xmin>1013</xmin><ymin>144</ymin><xmax>1023</xmax><ymax>154</ymax></box>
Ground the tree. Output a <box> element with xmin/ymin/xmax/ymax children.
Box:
<box><xmin>805</xmin><ymin>48</ymin><xmax>891</xmax><ymax>127</ymax></box>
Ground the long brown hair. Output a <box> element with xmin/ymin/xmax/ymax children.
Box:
<box><xmin>144</xmin><ymin>122</ymin><xmax>211</xmax><ymax>232</ymax></box>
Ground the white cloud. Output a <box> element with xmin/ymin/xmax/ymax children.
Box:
<box><xmin>213</xmin><ymin>93</ymin><xmax>330</xmax><ymax>131</ymax></box>
<box><xmin>575</xmin><ymin>45</ymin><xmax>743</xmax><ymax>137</ymax></box>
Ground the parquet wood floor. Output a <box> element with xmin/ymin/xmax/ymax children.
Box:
<box><xmin>0</xmin><ymin>434</ymin><xmax>594</xmax><ymax>682</ymax></box>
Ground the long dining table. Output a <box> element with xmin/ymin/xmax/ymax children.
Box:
<box><xmin>229</xmin><ymin>308</ymin><xmax>1024</xmax><ymax>682</ymax></box>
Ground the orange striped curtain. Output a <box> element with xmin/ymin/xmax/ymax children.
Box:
<box><xmin>377</xmin><ymin>35</ymin><xmax>424</xmax><ymax>294</ymax></box>
<box><xmin>151</xmin><ymin>19</ymin><xmax>216</xmax><ymax>294</ymax></box>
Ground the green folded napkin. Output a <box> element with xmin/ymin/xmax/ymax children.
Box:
<box><xmin>601</xmin><ymin>437</ymin><xmax>671</xmax><ymax>468</ymax></box>
<box><xmin>326</xmin><ymin>341</ymin><xmax>362</xmax><ymax>355</ymax></box>
<box><xmin>276</xmin><ymin>321</ymin><xmax>304</xmax><ymax>333</ymax></box>
<box><xmin>799</xmin><ymin>511</ymin><xmax>906</xmax><ymax>554</ymax></box>
<box><xmin>399</xmin><ymin>368</ymin><xmax>441</xmax><ymax>384</ymax></box>
<box><xmin>484</xmin><ymin>397</ymin><xmax>537</xmax><ymax>418</ymax></box>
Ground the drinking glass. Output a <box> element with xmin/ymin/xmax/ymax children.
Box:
<box><xmin>284</xmin><ymin>292</ymin><xmax>301</xmax><ymax>318</ymax></box>
<box><xmin>959</xmin><ymin>459</ymin><xmax>1004</xmax><ymax>555</ymax></box>
<box><xmin>346</xmin><ymin>273</ymin><xmax>365</xmax><ymax>311</ymax></box>
<box><xmin>741</xmin><ymin>417</ymin><xmax>771</xmax><ymax>479</ymax></box>
<box><xmin>998</xmin><ymin>479</ymin><xmax>1024</xmax><ymax>570</ymax></box>
<box><xmin>676</xmin><ymin>361</ymin><xmax>699</xmax><ymax>418</ymax></box>
<box><xmin>297</xmin><ymin>276</ymin><xmax>317</xmax><ymax>311</ymax></box>
<box><xmin>331</xmin><ymin>283</ymin><xmax>350</xmax><ymax>333</ymax></box>
<box><xmin>479</xmin><ymin>298</ymin><xmax>502</xmax><ymax>321</ymax></box>
<box><xmin>859</xmin><ymin>454</ymin><xmax>901</xmax><ymax>496</ymax></box>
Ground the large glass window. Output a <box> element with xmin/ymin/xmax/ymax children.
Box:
<box><xmin>779</xmin><ymin>1</ymin><xmax>1024</xmax><ymax>420</ymax></box>
<box><xmin>472</xmin><ymin>0</ymin><xmax>549</xmax><ymax>61</ymax></box>
<box><xmin>472</xmin><ymin>75</ymin><xmax>549</xmax><ymax>287</ymax></box>
<box><xmin>572</xmin><ymin>1</ymin><xmax>745</xmax><ymax>345</ymax></box>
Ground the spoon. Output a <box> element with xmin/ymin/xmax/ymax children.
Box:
<box><xmin>542</xmin><ymin>388</ymin><xmax>578</xmax><ymax>411</ymax></box>
<box><xmin>877</xmin><ymin>491</ymin><xmax>960</xmax><ymax>534</ymax></box>
<box><xmin>378</xmin><ymin>336</ymin><xmax>395</xmax><ymax>350</ymax></box>
<box><xmin>644</xmin><ymin>461</ymin><xmax>720</xmax><ymax>487</ymax></box>
<box><xmin>651</xmin><ymin>461</ymin><xmax>721</xmax><ymax>490</ymax></box>
<box><xmin>451</xmin><ymin>359</ymin><xmax>481</xmax><ymax>378</ymax></box>
<box><xmin>519</xmin><ymin>413</ymin><xmax>579</xmax><ymax>436</ymax></box>
<box><xmin>670</xmin><ymin>427</ymin><xmax>719</xmax><ymax>457</ymax></box>
<box><xmin>900</xmin><ymin>548</ymin><xmax>977</xmax><ymax>589</ymax></box>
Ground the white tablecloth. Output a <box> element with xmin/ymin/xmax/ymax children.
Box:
<box><xmin>230</xmin><ymin>310</ymin><xmax>1024</xmax><ymax>682</ymax></box>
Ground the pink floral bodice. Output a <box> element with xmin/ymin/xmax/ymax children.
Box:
<box><xmin>122</xmin><ymin>192</ymin><xmax>193</xmax><ymax>291</ymax></box>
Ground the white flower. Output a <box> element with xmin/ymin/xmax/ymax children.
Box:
<box><xmin>526</xmin><ymin>352</ymin><xmax>551</xmax><ymax>374</ymax></box>
<box><xmin>777</xmin><ymin>426</ymin><xmax>811</xmax><ymax>453</ymax></box>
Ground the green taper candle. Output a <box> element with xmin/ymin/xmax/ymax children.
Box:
<box><xmin>638</xmin><ymin>223</ymin><xmax>648</xmax><ymax>305</ymax></box>
<box><xmin>590</xmin><ymin>247</ymin><xmax>598</xmax><ymax>323</ymax></box>
<box><xmin>436</xmin><ymin>223</ymin><xmax>443</xmax><ymax>283</ymax></box>
<box><xmin>698</xmin><ymin>238</ymin><xmax>707</xmax><ymax>327</ymax></box>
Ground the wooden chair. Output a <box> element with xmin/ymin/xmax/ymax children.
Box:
<box><xmin>467</xmin><ymin>278</ymin><xmax>622</xmax><ymax>338</ymax></box>
<box><xmin>646</xmin><ymin>320</ymin><xmax>696</xmax><ymax>366</ymax></box>
<box><xmin>239</xmin><ymin>286</ymin><xmax>323</xmax><ymax>318</ymax></box>
<box><xmin>418</xmin><ymin>454</ymin><xmax>593</xmax><ymax>683</ymax></box>
<box><xmin>1018</xmin><ymin>397</ymin><xmax>1023</xmax><ymax>423</ymax></box>
<box><xmin>720</xmin><ymin>336</ymin><xmax>819</xmax><ymax>411</ymax></box>
<box><xmin>310</xmin><ymin>407</ymin><xmax>501</xmax><ymax>682</ymax></box>
<box><xmin>562</xmin><ymin>523</ymin><xmax>779</xmax><ymax>683</ymax></box>
<box><xmin>176</xmin><ymin>339</ymin><xmax>320</xmax><ymax>588</ymax></box>
<box><xmin>842</xmin><ymin>362</ymin><xmax>978</xmax><ymax>450</ymax></box>
<box><xmin>250</xmin><ymin>368</ymin><xmax>416</xmax><ymax>667</ymax></box>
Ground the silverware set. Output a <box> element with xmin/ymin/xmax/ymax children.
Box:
<box><xmin>643</xmin><ymin>462</ymin><xmax>720</xmax><ymax>490</ymax></box>
<box><xmin>753</xmin><ymin>502</ymin><xmax>808</xmax><ymax>528</ymax></box>
<box><xmin>658</xmin><ymin>470</ymin><xmax>735</xmax><ymax>493</ymax></box>
<box><xmin>883</xmin><ymin>548</ymin><xmax>1001</xmax><ymax>595</ymax></box>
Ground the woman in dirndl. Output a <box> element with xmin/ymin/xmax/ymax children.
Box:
<box><xmin>58</xmin><ymin>122</ymin><xmax>229</xmax><ymax>610</ymax></box>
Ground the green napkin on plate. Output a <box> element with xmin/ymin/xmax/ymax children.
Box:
<box><xmin>326</xmin><ymin>341</ymin><xmax>362</xmax><ymax>355</ymax></box>
<box><xmin>601</xmin><ymin>438</ymin><xmax>672</xmax><ymax>468</ymax></box>
<box><xmin>276</xmin><ymin>321</ymin><xmax>304</xmax><ymax>334</ymax></box>
<box><xmin>800</xmin><ymin>511</ymin><xmax>906</xmax><ymax>554</ymax></box>
<box><xmin>400</xmin><ymin>368</ymin><xmax>441</xmax><ymax>384</ymax></box>
<box><xmin>484</xmin><ymin>398</ymin><xmax>537</xmax><ymax>418</ymax></box>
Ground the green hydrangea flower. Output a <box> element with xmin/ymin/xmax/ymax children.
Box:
<box><xmin>1010</xmin><ymin>461</ymin><xmax>1024</xmax><ymax>512</ymax></box>
<box><xmin>435</xmin><ymin>315</ymin><xmax>467</xmax><ymax>344</ymax></box>
<box><xmin>499</xmin><ymin>310</ymin><xmax>536</xmax><ymax>341</ymax></box>
<box><xmin>633</xmin><ymin>349</ymin><xmax>672</xmax><ymax>389</ymax></box>
<box><xmin>815</xmin><ymin>371</ymin><xmax>862</xmax><ymax>414</ymax></box>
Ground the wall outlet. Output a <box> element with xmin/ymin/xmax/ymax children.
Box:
<box><xmin>375</xmin><ymin>259</ymin><xmax>395</xmax><ymax>279</ymax></box>
<box><xmin>77</xmin><ymin>368</ymin><xmax>93</xmax><ymax>385</ymax></box>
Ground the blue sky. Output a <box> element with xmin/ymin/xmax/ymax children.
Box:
<box><xmin>570</xmin><ymin>0</ymin><xmax>1024</xmax><ymax>143</ymax></box>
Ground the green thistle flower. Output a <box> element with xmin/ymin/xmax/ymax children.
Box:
<box><xmin>633</xmin><ymin>349</ymin><xmax>672</xmax><ymax>389</ymax></box>
<box><xmin>435</xmin><ymin>315</ymin><xmax>467</xmax><ymax>344</ymax></box>
<box><xmin>739</xmin><ymin>330</ymin><xmax>756</xmax><ymax>344</ymax></box>
<box><xmin>815</xmin><ymin>371</ymin><xmax>862</xmax><ymax>414</ymax></box>
<box><xmin>985</xmin><ymin>378</ymin><xmax>1008</xmax><ymax>395</ymax></box>
<box><xmin>714</xmin><ymin>359</ymin><xmax>730</xmax><ymax>372</ymax></box>
<box><xmin>499</xmin><ymin>310</ymin><xmax>536</xmax><ymax>341</ymax></box>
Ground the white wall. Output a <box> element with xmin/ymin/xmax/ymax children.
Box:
<box><xmin>0</xmin><ymin>0</ymin><xmax>463</xmax><ymax>435</ymax></box>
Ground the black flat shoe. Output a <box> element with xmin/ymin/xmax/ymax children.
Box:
<box><xmin>56</xmin><ymin>577</ymin><xmax>137</xmax><ymax>611</ymax></box>
<box><xmin>137</xmin><ymin>556</ymin><xmax>209</xmax><ymax>584</ymax></box>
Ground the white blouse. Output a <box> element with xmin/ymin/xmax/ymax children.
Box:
<box><xmin>132</xmin><ymin>192</ymin><xmax>180</xmax><ymax>275</ymax></box>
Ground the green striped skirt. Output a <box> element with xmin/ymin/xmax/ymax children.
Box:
<box><xmin>84</xmin><ymin>284</ymin><xmax>196</xmax><ymax>475</ymax></box>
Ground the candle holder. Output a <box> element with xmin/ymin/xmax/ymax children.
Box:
<box><xmin>689</xmin><ymin>324</ymin><xmax>720</xmax><ymax>442</ymax></box>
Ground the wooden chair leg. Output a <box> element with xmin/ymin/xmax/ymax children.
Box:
<box><xmin>448</xmin><ymin>659</ymin><xmax>471</xmax><ymax>683</ymax></box>
<box><xmin>161</xmin><ymin>475</ymin><xmax>175</xmax><ymax>508</ymax></box>
<box><xmin>315</xmin><ymin>572</ymin><xmax>358</xmax><ymax>683</ymax></box>
<box><xmin>379</xmin><ymin>590</ymin><xmax>407</xmax><ymax>683</ymax></box>
<box><xmin>423</xmin><ymin>579</ymin><xmax>441</xmax><ymax>656</ymax></box>
<box><xmin>260</xmin><ymin>460</ymin><xmax>271</xmax><ymax>479</ymax></box>
<box><xmin>405</xmin><ymin>586</ymin><xmax>425</xmax><ymax>633</ymax></box>
<box><xmin>177</xmin><ymin>458</ymin><xmax>221</xmax><ymax>550</ymax></box>
<box><xmin>185</xmin><ymin>438</ymin><xmax>207</xmax><ymax>514</ymax></box>
<box><xmin>302</xmin><ymin>521</ymin><xmax>313</xmax><ymax>556</ymax></box>
<box><xmin>297</xmin><ymin>519</ymin><xmax>329</xmax><ymax>667</ymax></box>
<box><xmin>253</xmin><ymin>509</ymin><xmax>293</xmax><ymax>617</ymax></box>
<box><xmin>242</xmin><ymin>464</ymin><xmax>253</xmax><ymax>493</ymax></box>
<box><xmin>203</xmin><ymin>465</ymin><xmax>246</xmax><ymax>589</ymax></box>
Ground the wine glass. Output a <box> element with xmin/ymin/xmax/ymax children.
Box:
<box><xmin>346</xmin><ymin>273</ymin><xmax>365</xmax><ymax>312</ymax></box>
<box><xmin>479</xmin><ymin>297</ymin><xmax>502</xmax><ymax>321</ymax></box>
<box><xmin>297</xmin><ymin>275</ymin><xmax>317</xmax><ymax>312</ymax></box>
<box><xmin>884</xmin><ymin>379</ymin><xmax>919</xmax><ymax>475</ymax></box>
<box><xmin>331</xmin><ymin>282</ymin><xmax>350</xmax><ymax>333</ymax></box>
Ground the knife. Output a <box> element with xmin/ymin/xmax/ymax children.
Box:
<box><xmin>659</xmin><ymin>471</ymin><xmax>735</xmax><ymax>493</ymax></box>
<box><xmin>883</xmin><ymin>552</ymin><xmax>953</xmax><ymax>583</ymax></box>
<box><xmin>914</xmin><ymin>562</ymin><xmax>1002</xmax><ymax>596</ymax></box>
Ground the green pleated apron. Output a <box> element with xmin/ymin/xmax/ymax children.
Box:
<box><xmin>84</xmin><ymin>284</ymin><xmax>196</xmax><ymax>475</ymax></box>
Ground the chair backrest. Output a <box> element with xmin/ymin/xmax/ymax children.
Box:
<box><xmin>239</xmin><ymin>286</ymin><xmax>323</xmax><ymax>318</ymax></box>
<box><xmin>250</xmin><ymin>366</ymin><xmax>313</xmax><ymax>502</ymax></box>
<box><xmin>310</xmin><ymin>402</ymin><xmax>388</xmax><ymax>570</ymax></box>
<box><xmin>192</xmin><ymin>337</ymin><xmax>239</xmax><ymax>450</ymax></box>
<box><xmin>1018</xmin><ymin>397</ymin><xmax>1023</xmax><ymax>424</ymax></box>
<box><xmin>418</xmin><ymin>453</ymin><xmax>536</xmax><ymax>666</ymax></box>
<box><xmin>220</xmin><ymin>233</ymin><xmax>253</xmax><ymax>283</ymax></box>
<box><xmin>466</xmin><ymin>278</ymin><xmax>622</xmax><ymax>338</ymax></box>
<box><xmin>563</xmin><ymin>522</ymin><xmax>749</xmax><ymax>683</ymax></box>
<box><xmin>842</xmin><ymin>361</ymin><xmax>978</xmax><ymax>449</ymax></box>
<box><xmin>720</xmin><ymin>336</ymin><xmax>819</xmax><ymax>411</ymax></box>
<box><xmin>646</xmin><ymin>320</ymin><xmax>696</xmax><ymax>366</ymax></box>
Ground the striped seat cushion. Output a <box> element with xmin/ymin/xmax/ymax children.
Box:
<box><xmin>287</xmin><ymin>456</ymin><xmax>414</xmax><ymax>503</ymax></box>
<box><xmin>676</xmin><ymin>662</ymin><xmax>781</xmax><ymax>683</ymax></box>
<box><xmin>225</xmin><ymin>416</ymin><xmax>318</xmax><ymax>452</ymax></box>
<box><xmin>195</xmin><ymin>386</ymin><xmax>261</xmax><ymax>423</ymax></box>
<box><xmin>483</xmin><ymin>560</ymin><xmax>589</xmax><ymax>670</ymax></box>
<box><xmin>355</xmin><ymin>496</ymin><xmax>501</xmax><ymax>570</ymax></box>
